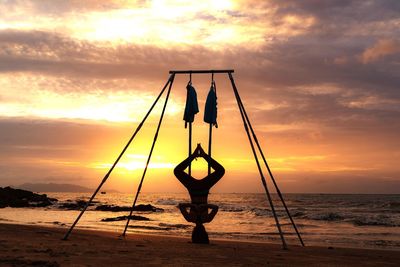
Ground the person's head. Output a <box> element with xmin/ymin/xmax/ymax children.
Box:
<box><xmin>192</xmin><ymin>223</ymin><xmax>209</xmax><ymax>244</ymax></box>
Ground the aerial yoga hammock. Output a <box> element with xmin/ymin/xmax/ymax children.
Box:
<box><xmin>183</xmin><ymin>75</ymin><xmax>199</xmax><ymax>176</ymax></box>
<box><xmin>175</xmin><ymin>74</ymin><xmax>224</xmax><ymax>244</ymax></box>
<box><xmin>204</xmin><ymin>76</ymin><xmax>218</xmax><ymax>174</ymax></box>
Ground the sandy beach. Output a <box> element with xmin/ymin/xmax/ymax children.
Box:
<box><xmin>0</xmin><ymin>223</ymin><xmax>399</xmax><ymax>266</ymax></box>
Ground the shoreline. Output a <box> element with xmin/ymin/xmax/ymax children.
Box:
<box><xmin>1</xmin><ymin>223</ymin><xmax>400</xmax><ymax>266</ymax></box>
<box><xmin>2</xmin><ymin>191</ymin><xmax>399</xmax><ymax>252</ymax></box>
<box><xmin>3</xmin><ymin>218</ymin><xmax>398</xmax><ymax>252</ymax></box>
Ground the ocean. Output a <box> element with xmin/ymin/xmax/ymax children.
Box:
<box><xmin>1</xmin><ymin>192</ymin><xmax>399</xmax><ymax>250</ymax></box>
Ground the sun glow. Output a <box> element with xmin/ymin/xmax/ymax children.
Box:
<box><xmin>68</xmin><ymin>0</ymin><xmax>261</xmax><ymax>48</ymax></box>
<box><xmin>0</xmin><ymin>74</ymin><xmax>181</xmax><ymax>123</ymax></box>
<box><xmin>91</xmin><ymin>152</ymin><xmax>175</xmax><ymax>172</ymax></box>
<box><xmin>0</xmin><ymin>0</ymin><xmax>317</xmax><ymax>50</ymax></box>
<box><xmin>93</xmin><ymin>161</ymin><xmax>175</xmax><ymax>171</ymax></box>
<box><xmin>0</xmin><ymin>92</ymin><xmax>180</xmax><ymax>123</ymax></box>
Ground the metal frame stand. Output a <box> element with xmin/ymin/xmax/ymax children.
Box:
<box><xmin>62</xmin><ymin>69</ymin><xmax>304</xmax><ymax>250</ymax></box>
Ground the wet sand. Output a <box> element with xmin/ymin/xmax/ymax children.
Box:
<box><xmin>0</xmin><ymin>223</ymin><xmax>399</xmax><ymax>266</ymax></box>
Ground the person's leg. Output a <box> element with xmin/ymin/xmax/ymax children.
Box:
<box><xmin>198</xmin><ymin>204</ymin><xmax>218</xmax><ymax>223</ymax></box>
<box><xmin>178</xmin><ymin>203</ymin><xmax>197</xmax><ymax>223</ymax></box>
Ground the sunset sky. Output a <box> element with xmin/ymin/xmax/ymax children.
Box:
<box><xmin>0</xmin><ymin>0</ymin><xmax>399</xmax><ymax>193</ymax></box>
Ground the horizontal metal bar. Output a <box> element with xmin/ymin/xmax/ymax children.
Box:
<box><xmin>169</xmin><ymin>69</ymin><xmax>234</xmax><ymax>74</ymax></box>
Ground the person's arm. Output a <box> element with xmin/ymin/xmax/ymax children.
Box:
<box><xmin>193</xmin><ymin>145</ymin><xmax>225</xmax><ymax>188</ymax></box>
<box><xmin>174</xmin><ymin>144</ymin><xmax>224</xmax><ymax>189</ymax></box>
<box><xmin>198</xmin><ymin>152</ymin><xmax>225</xmax><ymax>189</ymax></box>
<box><xmin>174</xmin><ymin>157</ymin><xmax>197</xmax><ymax>188</ymax></box>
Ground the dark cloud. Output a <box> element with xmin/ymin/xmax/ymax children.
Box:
<box><xmin>0</xmin><ymin>25</ymin><xmax>399</xmax><ymax>134</ymax></box>
<box><xmin>253</xmin><ymin>92</ymin><xmax>400</xmax><ymax>132</ymax></box>
<box><xmin>0</xmin><ymin>30</ymin><xmax>232</xmax><ymax>82</ymax></box>
<box><xmin>271</xmin><ymin>0</ymin><xmax>400</xmax><ymax>19</ymax></box>
<box><xmin>0</xmin><ymin>0</ymin><xmax>129</xmax><ymax>16</ymax></box>
<box><xmin>268</xmin><ymin>0</ymin><xmax>400</xmax><ymax>35</ymax></box>
<box><xmin>0</xmin><ymin>29</ymin><xmax>398</xmax><ymax>93</ymax></box>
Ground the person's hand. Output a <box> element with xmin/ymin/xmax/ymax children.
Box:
<box><xmin>194</xmin><ymin>144</ymin><xmax>207</xmax><ymax>157</ymax></box>
<box><xmin>193</xmin><ymin>144</ymin><xmax>206</xmax><ymax>158</ymax></box>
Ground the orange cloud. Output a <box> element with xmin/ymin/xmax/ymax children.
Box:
<box><xmin>333</xmin><ymin>56</ymin><xmax>348</xmax><ymax>65</ymax></box>
<box><xmin>360</xmin><ymin>39</ymin><xmax>400</xmax><ymax>64</ymax></box>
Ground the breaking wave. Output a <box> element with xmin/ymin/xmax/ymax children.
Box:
<box><xmin>155</xmin><ymin>199</ymin><xmax>179</xmax><ymax>206</ymax></box>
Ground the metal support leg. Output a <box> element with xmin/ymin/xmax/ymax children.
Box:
<box><xmin>228</xmin><ymin>73</ymin><xmax>288</xmax><ymax>249</ymax></box>
<box><xmin>62</xmin><ymin>75</ymin><xmax>174</xmax><ymax>240</ymax></box>
<box><xmin>122</xmin><ymin>74</ymin><xmax>175</xmax><ymax>236</ymax></box>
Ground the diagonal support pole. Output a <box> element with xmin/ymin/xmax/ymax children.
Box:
<box><xmin>228</xmin><ymin>72</ymin><xmax>288</xmax><ymax>250</ymax></box>
<box><xmin>234</xmin><ymin>93</ymin><xmax>304</xmax><ymax>246</ymax></box>
<box><xmin>122</xmin><ymin>74</ymin><xmax>175</xmax><ymax>237</ymax></box>
<box><xmin>208</xmin><ymin>124</ymin><xmax>212</xmax><ymax>175</ymax></box>
<box><xmin>188</xmin><ymin>122</ymin><xmax>192</xmax><ymax>176</ymax></box>
<box><xmin>228</xmin><ymin>73</ymin><xmax>304</xmax><ymax>247</ymax></box>
<box><xmin>62</xmin><ymin>74</ymin><xmax>174</xmax><ymax>240</ymax></box>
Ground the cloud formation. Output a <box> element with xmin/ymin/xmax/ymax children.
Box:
<box><xmin>0</xmin><ymin>0</ymin><xmax>399</xmax><ymax>192</ymax></box>
<box><xmin>360</xmin><ymin>39</ymin><xmax>400</xmax><ymax>64</ymax></box>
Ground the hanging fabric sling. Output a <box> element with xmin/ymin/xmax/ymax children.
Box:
<box><xmin>183</xmin><ymin>73</ymin><xmax>199</xmax><ymax>176</ymax></box>
<box><xmin>204</xmin><ymin>74</ymin><xmax>218</xmax><ymax>175</ymax></box>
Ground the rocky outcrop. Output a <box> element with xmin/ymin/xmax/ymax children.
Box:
<box><xmin>0</xmin><ymin>187</ymin><xmax>163</xmax><ymax>215</ymax></box>
<box><xmin>58</xmin><ymin>200</ymin><xmax>94</xmax><ymax>210</ymax></box>
<box><xmin>95</xmin><ymin>204</ymin><xmax>163</xmax><ymax>212</ymax></box>
<box><xmin>0</xmin><ymin>187</ymin><xmax>58</xmax><ymax>208</ymax></box>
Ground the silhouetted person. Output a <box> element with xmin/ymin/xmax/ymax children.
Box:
<box><xmin>174</xmin><ymin>144</ymin><xmax>224</xmax><ymax>204</ymax></box>
<box><xmin>174</xmin><ymin>144</ymin><xmax>224</xmax><ymax>244</ymax></box>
